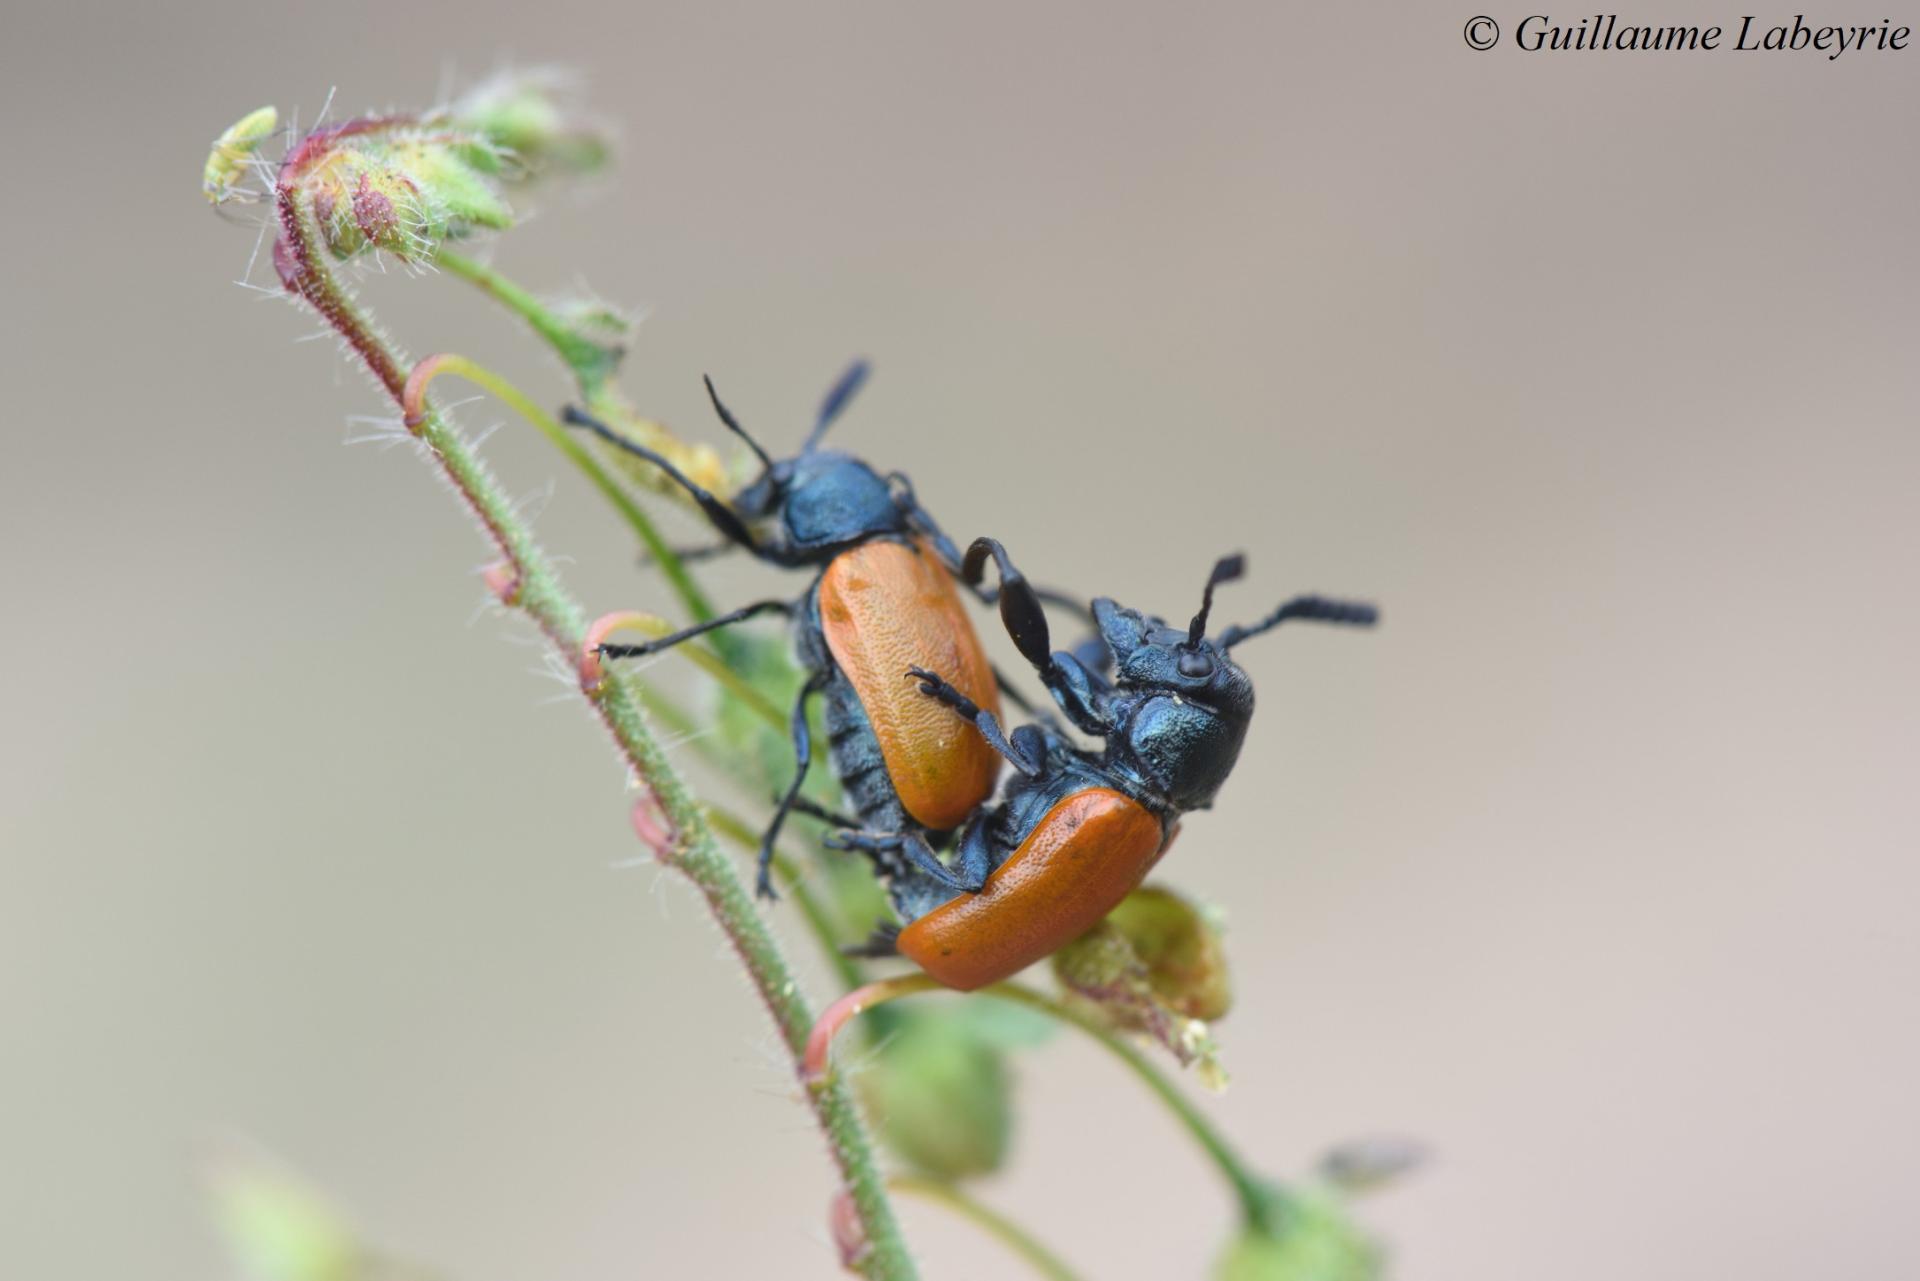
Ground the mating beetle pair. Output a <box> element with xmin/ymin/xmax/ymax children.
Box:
<box><xmin>565</xmin><ymin>367</ymin><xmax>1377</xmax><ymax>989</ymax></box>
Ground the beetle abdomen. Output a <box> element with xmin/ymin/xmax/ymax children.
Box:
<box><xmin>819</xmin><ymin>538</ymin><xmax>1000</xmax><ymax>830</ymax></box>
<box><xmin>896</xmin><ymin>787</ymin><xmax>1164</xmax><ymax>991</ymax></box>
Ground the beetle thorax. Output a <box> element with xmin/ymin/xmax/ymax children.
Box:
<box><xmin>781</xmin><ymin>453</ymin><xmax>903</xmax><ymax>549</ymax></box>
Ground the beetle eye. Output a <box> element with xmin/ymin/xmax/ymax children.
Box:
<box><xmin>1177</xmin><ymin>649</ymin><xmax>1213</xmax><ymax>679</ymax></box>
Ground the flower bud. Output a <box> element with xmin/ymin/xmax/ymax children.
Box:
<box><xmin>291</xmin><ymin>126</ymin><xmax>513</xmax><ymax>264</ymax></box>
<box><xmin>828</xmin><ymin>1189</ymin><xmax>870</xmax><ymax>1271</ymax></box>
<box><xmin>1106</xmin><ymin>885</ymin><xmax>1232</xmax><ymax>1021</ymax></box>
<box><xmin>541</xmin><ymin>297</ymin><xmax>633</xmax><ymax>392</ymax></box>
<box><xmin>204</xmin><ymin>105</ymin><xmax>277</xmax><ymax>203</ymax></box>
<box><xmin>305</xmin><ymin>150</ymin><xmax>427</xmax><ymax>259</ymax></box>
<box><xmin>385</xmin><ymin>137</ymin><xmax>513</xmax><ymax>231</ymax></box>
<box><xmin>860</xmin><ymin>1010</ymin><xmax>1011</xmax><ymax>1180</ymax></box>
<box><xmin>446</xmin><ymin>70</ymin><xmax>610</xmax><ymax>174</ymax></box>
<box><xmin>1052</xmin><ymin>884</ymin><xmax>1233</xmax><ymax>1074</ymax></box>
<box><xmin>1215</xmin><ymin>1188</ymin><xmax>1381</xmax><ymax>1281</ymax></box>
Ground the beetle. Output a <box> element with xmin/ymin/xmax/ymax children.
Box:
<box><xmin>561</xmin><ymin>367</ymin><xmax>1074</xmax><ymax>900</ymax></box>
<box><xmin>830</xmin><ymin>537</ymin><xmax>1378</xmax><ymax>990</ymax></box>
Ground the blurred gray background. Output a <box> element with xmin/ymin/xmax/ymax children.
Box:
<box><xmin>4</xmin><ymin>1</ymin><xmax>1916</xmax><ymax>1277</ymax></box>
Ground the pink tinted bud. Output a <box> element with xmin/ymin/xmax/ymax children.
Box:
<box><xmin>579</xmin><ymin>612</ymin><xmax>629</xmax><ymax>689</ymax></box>
<box><xmin>480</xmin><ymin>560</ymin><xmax>520</xmax><ymax>606</ymax></box>
<box><xmin>628</xmin><ymin>792</ymin><xmax>674</xmax><ymax>859</ymax></box>
<box><xmin>828</xmin><ymin>1190</ymin><xmax>870</xmax><ymax>1272</ymax></box>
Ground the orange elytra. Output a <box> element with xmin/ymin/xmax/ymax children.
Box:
<box><xmin>819</xmin><ymin>539</ymin><xmax>1002</xmax><ymax>831</ymax></box>
<box><xmin>897</xmin><ymin>787</ymin><xmax>1165</xmax><ymax>991</ymax></box>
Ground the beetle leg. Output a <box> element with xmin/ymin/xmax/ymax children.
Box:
<box><xmin>561</xmin><ymin>404</ymin><xmax>763</xmax><ymax>553</ymax></box>
<box><xmin>596</xmin><ymin>598</ymin><xmax>794</xmax><ymax>660</ymax></box>
<box><xmin>895</xmin><ymin>831</ymin><xmax>987</xmax><ymax>893</ymax></box>
<box><xmin>960</xmin><ymin>537</ymin><xmax>1054</xmax><ymax>669</ymax></box>
<box><xmin>755</xmin><ymin>671</ymin><xmax>829</xmax><ymax>901</ymax></box>
<box><xmin>1007</xmin><ymin>724</ymin><xmax>1049</xmax><ymax>776</ymax></box>
<box><xmin>823</xmin><ymin>828</ymin><xmax>984</xmax><ymax>894</ymax></box>
<box><xmin>894</xmin><ymin>499</ymin><xmax>1093</xmax><ymax>625</ymax></box>
<box><xmin>819</xmin><ymin>828</ymin><xmax>913</xmax><ymax>886</ymax></box>
<box><xmin>821</xmin><ymin>829</ymin><xmax>902</xmax><ymax>854</ymax></box>
<box><xmin>905</xmin><ymin>666</ymin><xmax>1045</xmax><ymax>777</ymax></box>
<box><xmin>886</xmin><ymin>471</ymin><xmax>967</xmax><ymax>569</ymax></box>
<box><xmin>1065</xmin><ymin>632</ymin><xmax>1115</xmax><ymax>680</ymax></box>
<box><xmin>989</xmin><ymin>663</ymin><xmax>1052</xmax><ymax>722</ymax></box>
<box><xmin>784</xmin><ymin>793</ymin><xmax>862</xmax><ymax>830</ymax></box>
<box><xmin>842</xmin><ymin>921</ymin><xmax>901</xmax><ymax>959</ymax></box>
<box><xmin>1038</xmin><ymin>650</ymin><xmax>1120</xmax><ymax>738</ymax></box>
<box><xmin>635</xmin><ymin>540</ymin><xmax>736</xmax><ymax>571</ymax></box>
<box><xmin>948</xmin><ymin>813</ymin><xmax>995</xmax><ymax>891</ymax></box>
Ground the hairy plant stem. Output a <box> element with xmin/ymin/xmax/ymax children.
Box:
<box><xmin>273</xmin><ymin>182</ymin><xmax>915</xmax><ymax>1278</ymax></box>
<box><xmin>890</xmin><ymin>1177</ymin><xmax>1084</xmax><ymax>1281</ymax></box>
<box><xmin>579</xmin><ymin>622</ymin><xmax>857</xmax><ymax>992</ymax></box>
<box><xmin>401</xmin><ymin>352</ymin><xmax>713</xmax><ymax>624</ymax></box>
<box><xmin>703</xmin><ymin>805</ymin><xmax>862</xmax><ymax>992</ymax></box>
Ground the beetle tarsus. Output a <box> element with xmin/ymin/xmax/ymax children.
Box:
<box><xmin>909</xmin><ymin>667</ymin><xmax>1045</xmax><ymax>778</ymax></box>
<box><xmin>898</xmin><ymin>830</ymin><xmax>987</xmax><ymax>893</ymax></box>
<box><xmin>595</xmin><ymin>599</ymin><xmax>794</xmax><ymax>662</ymax></box>
<box><xmin>842</xmin><ymin>921</ymin><xmax>901</xmax><ymax>958</ymax></box>
<box><xmin>785</xmin><ymin>794</ymin><xmax>862</xmax><ymax>830</ymax></box>
<box><xmin>753</xmin><ymin>855</ymin><xmax>781</xmax><ymax>902</ymax></box>
<box><xmin>905</xmin><ymin>665</ymin><xmax>980</xmax><ymax>717</ymax></box>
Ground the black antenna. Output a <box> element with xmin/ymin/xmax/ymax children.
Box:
<box><xmin>803</xmin><ymin>358</ymin><xmax>870</xmax><ymax>452</ymax></box>
<box><xmin>1219</xmin><ymin>594</ymin><xmax>1379</xmax><ymax>649</ymax></box>
<box><xmin>562</xmin><ymin>404</ymin><xmax>759</xmax><ymax>551</ymax></box>
<box><xmin>1186</xmin><ymin>554</ymin><xmax>1246</xmax><ymax>648</ymax></box>
<box><xmin>702</xmin><ymin>375</ymin><xmax>774</xmax><ymax>471</ymax></box>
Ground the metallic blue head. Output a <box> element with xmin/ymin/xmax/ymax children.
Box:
<box><xmin>701</xmin><ymin>361</ymin><xmax>918</xmax><ymax>560</ymax></box>
<box><xmin>1088</xmin><ymin>556</ymin><xmax>1256</xmax><ymax>810</ymax></box>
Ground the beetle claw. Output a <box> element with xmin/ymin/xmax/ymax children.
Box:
<box><xmin>754</xmin><ymin>859</ymin><xmax>781</xmax><ymax>901</ymax></box>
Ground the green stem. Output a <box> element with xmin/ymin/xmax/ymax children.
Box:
<box><xmin>624</xmin><ymin>681</ymin><xmax>859</xmax><ymax>992</ymax></box>
<box><xmin>436</xmin><ymin>249</ymin><xmax>619</xmax><ymax>396</ymax></box>
<box><xmin>594</xmin><ymin>680</ymin><xmax>849</xmax><ymax>984</ymax></box>
<box><xmin>984</xmin><ymin>983</ymin><xmax>1278</xmax><ymax>1234</ymax></box>
<box><xmin>402</xmin><ymin>352</ymin><xmax>714</xmax><ymax>623</ymax></box>
<box><xmin>273</xmin><ymin>184</ymin><xmax>915</xmax><ymax>1280</ymax></box>
<box><xmin>891</xmin><ymin>1176</ymin><xmax>1084</xmax><ymax>1281</ymax></box>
